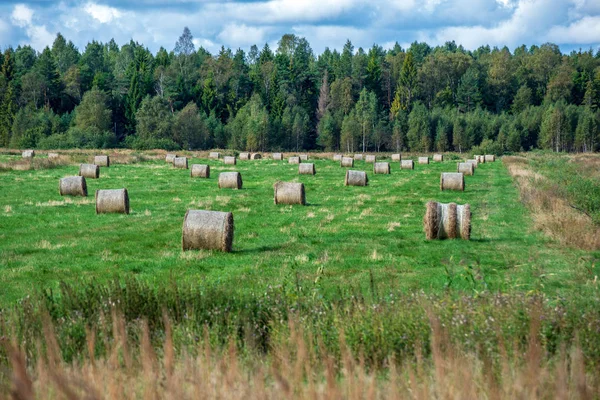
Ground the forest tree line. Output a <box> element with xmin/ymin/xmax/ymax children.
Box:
<box><xmin>0</xmin><ymin>28</ymin><xmax>599</xmax><ymax>154</ymax></box>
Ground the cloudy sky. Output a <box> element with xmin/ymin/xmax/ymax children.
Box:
<box><xmin>0</xmin><ymin>0</ymin><xmax>599</xmax><ymax>56</ymax></box>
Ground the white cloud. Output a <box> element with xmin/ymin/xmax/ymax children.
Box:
<box><xmin>218</xmin><ymin>24</ymin><xmax>268</xmax><ymax>47</ymax></box>
<box><xmin>9</xmin><ymin>4</ymin><xmax>54</xmax><ymax>51</ymax></box>
<box><xmin>10</xmin><ymin>4</ymin><xmax>33</xmax><ymax>28</ymax></box>
<box><xmin>84</xmin><ymin>2</ymin><xmax>122</xmax><ymax>24</ymax></box>
<box><xmin>546</xmin><ymin>15</ymin><xmax>600</xmax><ymax>44</ymax></box>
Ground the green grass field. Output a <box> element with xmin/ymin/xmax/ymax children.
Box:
<box><xmin>0</xmin><ymin>153</ymin><xmax>597</xmax><ymax>306</ymax></box>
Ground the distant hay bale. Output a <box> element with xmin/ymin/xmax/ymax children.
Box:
<box><xmin>274</xmin><ymin>181</ymin><xmax>306</xmax><ymax>205</ymax></box>
<box><xmin>457</xmin><ymin>162</ymin><xmax>474</xmax><ymax>176</ymax></box>
<box><xmin>424</xmin><ymin>201</ymin><xmax>471</xmax><ymax>240</ymax></box>
<box><xmin>79</xmin><ymin>163</ymin><xmax>99</xmax><ymax>179</ymax></box>
<box><xmin>341</xmin><ymin>157</ymin><xmax>354</xmax><ymax>167</ymax></box>
<box><xmin>251</xmin><ymin>153</ymin><xmax>262</xmax><ymax>160</ymax></box>
<box><xmin>401</xmin><ymin>160</ymin><xmax>414</xmax><ymax>170</ymax></box>
<box><xmin>475</xmin><ymin>155</ymin><xmax>485</xmax><ymax>163</ymax></box>
<box><xmin>485</xmin><ymin>154</ymin><xmax>496</xmax><ymax>162</ymax></box>
<box><xmin>95</xmin><ymin>189</ymin><xmax>129</xmax><ymax>214</ymax></box>
<box><xmin>333</xmin><ymin>154</ymin><xmax>342</xmax><ymax>161</ymax></box>
<box><xmin>354</xmin><ymin>154</ymin><xmax>364</xmax><ymax>160</ymax></box>
<box><xmin>365</xmin><ymin>155</ymin><xmax>376</xmax><ymax>163</ymax></box>
<box><xmin>48</xmin><ymin>152</ymin><xmax>59</xmax><ymax>160</ymax></box>
<box><xmin>299</xmin><ymin>154</ymin><xmax>308</xmax><ymax>161</ymax></box>
<box><xmin>272</xmin><ymin>153</ymin><xmax>283</xmax><ymax>160</ymax></box>
<box><xmin>465</xmin><ymin>159</ymin><xmax>478</xmax><ymax>169</ymax></box>
<box><xmin>182</xmin><ymin>210</ymin><xmax>233</xmax><ymax>252</ymax></box>
<box><xmin>191</xmin><ymin>164</ymin><xmax>210</xmax><ymax>178</ymax></box>
<box><xmin>239</xmin><ymin>152</ymin><xmax>250</xmax><ymax>160</ymax></box>
<box><xmin>288</xmin><ymin>156</ymin><xmax>301</xmax><ymax>164</ymax></box>
<box><xmin>165</xmin><ymin>153</ymin><xmax>177</xmax><ymax>163</ymax></box>
<box><xmin>298</xmin><ymin>163</ymin><xmax>316</xmax><ymax>175</ymax></box>
<box><xmin>218</xmin><ymin>172</ymin><xmax>243</xmax><ymax>189</ymax></box>
<box><xmin>433</xmin><ymin>154</ymin><xmax>443</xmax><ymax>162</ymax></box>
<box><xmin>94</xmin><ymin>155</ymin><xmax>110</xmax><ymax>167</ymax></box>
<box><xmin>59</xmin><ymin>176</ymin><xmax>87</xmax><ymax>197</ymax></box>
<box><xmin>374</xmin><ymin>162</ymin><xmax>390</xmax><ymax>174</ymax></box>
<box><xmin>418</xmin><ymin>157</ymin><xmax>429</xmax><ymax>165</ymax></box>
<box><xmin>22</xmin><ymin>150</ymin><xmax>35</xmax><ymax>159</ymax></box>
<box><xmin>173</xmin><ymin>157</ymin><xmax>188</xmax><ymax>169</ymax></box>
<box><xmin>391</xmin><ymin>154</ymin><xmax>401</xmax><ymax>162</ymax></box>
<box><xmin>345</xmin><ymin>170</ymin><xmax>368</xmax><ymax>186</ymax></box>
<box><xmin>224</xmin><ymin>156</ymin><xmax>237</xmax><ymax>165</ymax></box>
<box><xmin>440</xmin><ymin>172</ymin><xmax>465</xmax><ymax>191</ymax></box>
<box><xmin>209</xmin><ymin>152</ymin><xmax>220</xmax><ymax>159</ymax></box>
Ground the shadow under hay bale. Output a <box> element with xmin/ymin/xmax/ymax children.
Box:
<box><xmin>218</xmin><ymin>172</ymin><xmax>243</xmax><ymax>189</ymax></box>
<box><xmin>224</xmin><ymin>156</ymin><xmax>237</xmax><ymax>165</ymax></box>
<box><xmin>173</xmin><ymin>157</ymin><xmax>188</xmax><ymax>169</ymax></box>
<box><xmin>94</xmin><ymin>155</ymin><xmax>110</xmax><ymax>167</ymax></box>
<box><xmin>274</xmin><ymin>181</ymin><xmax>306</xmax><ymax>205</ymax></box>
<box><xmin>365</xmin><ymin>155</ymin><xmax>376</xmax><ymax>163</ymax></box>
<box><xmin>299</xmin><ymin>163</ymin><xmax>316</xmax><ymax>175</ymax></box>
<box><xmin>433</xmin><ymin>154</ymin><xmax>443</xmax><ymax>162</ymax></box>
<box><xmin>424</xmin><ymin>201</ymin><xmax>471</xmax><ymax>240</ymax></box>
<box><xmin>418</xmin><ymin>157</ymin><xmax>429</xmax><ymax>165</ymax></box>
<box><xmin>96</xmin><ymin>189</ymin><xmax>129</xmax><ymax>214</ymax></box>
<box><xmin>166</xmin><ymin>153</ymin><xmax>177</xmax><ymax>163</ymax></box>
<box><xmin>401</xmin><ymin>160</ymin><xmax>414</xmax><ymax>170</ymax></box>
<box><xmin>239</xmin><ymin>152</ymin><xmax>250</xmax><ymax>160</ymax></box>
<box><xmin>341</xmin><ymin>157</ymin><xmax>354</xmax><ymax>167</ymax></box>
<box><xmin>59</xmin><ymin>176</ymin><xmax>87</xmax><ymax>197</ymax></box>
<box><xmin>374</xmin><ymin>162</ymin><xmax>390</xmax><ymax>174</ymax></box>
<box><xmin>457</xmin><ymin>162</ymin><xmax>474</xmax><ymax>176</ymax></box>
<box><xmin>345</xmin><ymin>170</ymin><xmax>368</xmax><ymax>186</ymax></box>
<box><xmin>288</xmin><ymin>156</ymin><xmax>301</xmax><ymax>164</ymax></box>
<box><xmin>191</xmin><ymin>164</ymin><xmax>210</xmax><ymax>178</ymax></box>
<box><xmin>182</xmin><ymin>210</ymin><xmax>234</xmax><ymax>252</ymax></box>
<box><xmin>485</xmin><ymin>154</ymin><xmax>496</xmax><ymax>162</ymax></box>
<box><xmin>209</xmin><ymin>152</ymin><xmax>220</xmax><ymax>159</ymax></box>
<box><xmin>79</xmin><ymin>164</ymin><xmax>99</xmax><ymax>179</ymax></box>
<box><xmin>440</xmin><ymin>173</ymin><xmax>465</xmax><ymax>191</ymax></box>
<box><xmin>22</xmin><ymin>150</ymin><xmax>35</xmax><ymax>159</ymax></box>
<box><xmin>272</xmin><ymin>153</ymin><xmax>283</xmax><ymax>160</ymax></box>
<box><xmin>392</xmin><ymin>154</ymin><xmax>401</xmax><ymax>162</ymax></box>
<box><xmin>251</xmin><ymin>153</ymin><xmax>262</xmax><ymax>160</ymax></box>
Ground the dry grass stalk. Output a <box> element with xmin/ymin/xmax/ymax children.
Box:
<box><xmin>391</xmin><ymin>154</ymin><xmax>401</xmax><ymax>162</ymax></box>
<box><xmin>374</xmin><ymin>162</ymin><xmax>390</xmax><ymax>174</ymax></box>
<box><xmin>345</xmin><ymin>170</ymin><xmax>368</xmax><ymax>186</ymax></box>
<box><xmin>182</xmin><ymin>209</ymin><xmax>234</xmax><ymax>252</ymax></box>
<box><xmin>272</xmin><ymin>153</ymin><xmax>283</xmax><ymax>160</ymax></box>
<box><xmin>424</xmin><ymin>201</ymin><xmax>471</xmax><ymax>240</ymax></box>
<box><xmin>353</xmin><ymin>154</ymin><xmax>364</xmax><ymax>161</ymax></box>
<box><xmin>418</xmin><ymin>157</ymin><xmax>429</xmax><ymax>165</ymax></box>
<box><xmin>94</xmin><ymin>155</ymin><xmax>110</xmax><ymax>167</ymax></box>
<box><xmin>457</xmin><ymin>162</ymin><xmax>474</xmax><ymax>176</ymax></box>
<box><xmin>365</xmin><ymin>155</ymin><xmax>376</xmax><ymax>163</ymax></box>
<box><xmin>165</xmin><ymin>154</ymin><xmax>177</xmax><ymax>163</ymax></box>
<box><xmin>341</xmin><ymin>157</ymin><xmax>354</xmax><ymax>167</ymax></box>
<box><xmin>190</xmin><ymin>164</ymin><xmax>210</xmax><ymax>178</ymax></box>
<box><xmin>401</xmin><ymin>160</ymin><xmax>414</xmax><ymax>170</ymax></box>
<box><xmin>79</xmin><ymin>164</ymin><xmax>100</xmax><ymax>179</ymax></box>
<box><xmin>218</xmin><ymin>172</ymin><xmax>243</xmax><ymax>189</ymax></box>
<box><xmin>274</xmin><ymin>181</ymin><xmax>306</xmax><ymax>205</ymax></box>
<box><xmin>440</xmin><ymin>173</ymin><xmax>464</xmax><ymax>191</ymax></box>
<box><xmin>288</xmin><ymin>157</ymin><xmax>301</xmax><ymax>164</ymax></box>
<box><xmin>239</xmin><ymin>152</ymin><xmax>250</xmax><ymax>160</ymax></box>
<box><xmin>59</xmin><ymin>176</ymin><xmax>87</xmax><ymax>197</ymax></box>
<box><xmin>95</xmin><ymin>189</ymin><xmax>130</xmax><ymax>214</ymax></box>
<box><xmin>298</xmin><ymin>163</ymin><xmax>316</xmax><ymax>175</ymax></box>
<box><xmin>173</xmin><ymin>157</ymin><xmax>188</xmax><ymax>169</ymax></box>
<box><xmin>433</xmin><ymin>154</ymin><xmax>443</xmax><ymax>162</ymax></box>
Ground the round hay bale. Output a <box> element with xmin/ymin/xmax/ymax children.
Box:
<box><xmin>288</xmin><ymin>156</ymin><xmax>301</xmax><ymax>164</ymax></box>
<box><xmin>209</xmin><ymin>152</ymin><xmax>220</xmax><ymax>159</ymax></box>
<box><xmin>22</xmin><ymin>150</ymin><xmax>35</xmax><ymax>158</ymax></box>
<box><xmin>465</xmin><ymin>159</ymin><xmax>478</xmax><ymax>169</ymax></box>
<box><xmin>48</xmin><ymin>152</ymin><xmax>59</xmax><ymax>160</ymax></box>
<box><xmin>401</xmin><ymin>160</ymin><xmax>414</xmax><ymax>170</ymax></box>
<box><xmin>218</xmin><ymin>172</ymin><xmax>242</xmax><ymax>189</ymax></box>
<box><xmin>391</xmin><ymin>154</ymin><xmax>401</xmax><ymax>162</ymax></box>
<box><xmin>475</xmin><ymin>155</ymin><xmax>485</xmax><ymax>163</ymax></box>
<box><xmin>224</xmin><ymin>156</ymin><xmax>237</xmax><ymax>165</ymax></box>
<box><xmin>433</xmin><ymin>154</ymin><xmax>443</xmax><ymax>162</ymax></box>
<box><xmin>365</xmin><ymin>155</ymin><xmax>376</xmax><ymax>163</ymax></box>
<box><xmin>341</xmin><ymin>157</ymin><xmax>354</xmax><ymax>167</ymax></box>
<box><xmin>59</xmin><ymin>176</ymin><xmax>87</xmax><ymax>197</ymax></box>
<box><xmin>173</xmin><ymin>156</ymin><xmax>188</xmax><ymax>169</ymax></box>
<box><xmin>485</xmin><ymin>154</ymin><xmax>495</xmax><ymax>162</ymax></box>
<box><xmin>440</xmin><ymin>173</ymin><xmax>465</xmax><ymax>191</ymax></box>
<box><xmin>79</xmin><ymin>163</ymin><xmax>99</xmax><ymax>179</ymax></box>
<box><xmin>299</xmin><ymin>154</ymin><xmax>308</xmax><ymax>161</ymax></box>
<box><xmin>165</xmin><ymin>153</ymin><xmax>177</xmax><ymax>163</ymax></box>
<box><xmin>354</xmin><ymin>154</ymin><xmax>364</xmax><ymax>161</ymax></box>
<box><xmin>457</xmin><ymin>162</ymin><xmax>474</xmax><ymax>176</ymax></box>
<box><xmin>418</xmin><ymin>157</ymin><xmax>429</xmax><ymax>165</ymax></box>
<box><xmin>424</xmin><ymin>201</ymin><xmax>471</xmax><ymax>240</ymax></box>
<box><xmin>272</xmin><ymin>153</ymin><xmax>283</xmax><ymax>160</ymax></box>
<box><xmin>345</xmin><ymin>170</ymin><xmax>368</xmax><ymax>186</ymax></box>
<box><xmin>299</xmin><ymin>163</ymin><xmax>316</xmax><ymax>175</ymax></box>
<box><xmin>182</xmin><ymin>210</ymin><xmax>233</xmax><ymax>252</ymax></box>
<box><xmin>94</xmin><ymin>155</ymin><xmax>110</xmax><ymax>167</ymax></box>
<box><xmin>274</xmin><ymin>181</ymin><xmax>306</xmax><ymax>205</ymax></box>
<box><xmin>251</xmin><ymin>153</ymin><xmax>262</xmax><ymax>160</ymax></box>
<box><xmin>191</xmin><ymin>164</ymin><xmax>210</xmax><ymax>178</ymax></box>
<box><xmin>95</xmin><ymin>189</ymin><xmax>129</xmax><ymax>214</ymax></box>
<box><xmin>333</xmin><ymin>154</ymin><xmax>342</xmax><ymax>161</ymax></box>
<box><xmin>374</xmin><ymin>162</ymin><xmax>390</xmax><ymax>174</ymax></box>
<box><xmin>239</xmin><ymin>152</ymin><xmax>250</xmax><ymax>160</ymax></box>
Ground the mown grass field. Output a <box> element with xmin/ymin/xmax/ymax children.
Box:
<box><xmin>1</xmin><ymin>151</ymin><xmax>597</xmax><ymax>306</ymax></box>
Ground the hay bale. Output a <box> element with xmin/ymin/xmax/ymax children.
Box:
<box><xmin>418</xmin><ymin>157</ymin><xmax>429</xmax><ymax>165</ymax></box>
<box><xmin>182</xmin><ymin>210</ymin><xmax>233</xmax><ymax>252</ymax></box>
<box><xmin>354</xmin><ymin>154</ymin><xmax>364</xmax><ymax>161</ymax></box>
<box><xmin>299</xmin><ymin>154</ymin><xmax>308</xmax><ymax>161</ymax></box>
<box><xmin>299</xmin><ymin>163</ymin><xmax>316</xmax><ymax>175</ymax></box>
<box><xmin>22</xmin><ymin>150</ymin><xmax>35</xmax><ymax>158</ymax></box>
<box><xmin>485</xmin><ymin>154</ymin><xmax>495</xmax><ymax>162</ymax></box>
<box><xmin>391</xmin><ymin>154</ymin><xmax>401</xmax><ymax>162</ymax></box>
<box><xmin>165</xmin><ymin>153</ymin><xmax>177</xmax><ymax>163</ymax></box>
<box><xmin>95</xmin><ymin>189</ymin><xmax>129</xmax><ymax>214</ymax></box>
<box><xmin>48</xmin><ymin>152</ymin><xmax>59</xmax><ymax>160</ymax></box>
<box><xmin>272</xmin><ymin>153</ymin><xmax>283</xmax><ymax>160</ymax></box>
<box><xmin>365</xmin><ymin>155</ymin><xmax>376</xmax><ymax>163</ymax></box>
<box><xmin>173</xmin><ymin>157</ymin><xmax>188</xmax><ymax>169</ymax></box>
<box><xmin>239</xmin><ymin>152</ymin><xmax>250</xmax><ymax>160</ymax></box>
<box><xmin>333</xmin><ymin>154</ymin><xmax>342</xmax><ymax>161</ymax></box>
<box><xmin>340</xmin><ymin>157</ymin><xmax>354</xmax><ymax>167</ymax></box>
<box><xmin>94</xmin><ymin>155</ymin><xmax>110</xmax><ymax>167</ymax></box>
<box><xmin>288</xmin><ymin>156</ymin><xmax>301</xmax><ymax>164</ymax></box>
<box><xmin>433</xmin><ymin>154</ymin><xmax>443</xmax><ymax>162</ymax></box>
<box><xmin>274</xmin><ymin>181</ymin><xmax>306</xmax><ymax>205</ymax></box>
<box><xmin>424</xmin><ymin>201</ymin><xmax>471</xmax><ymax>240</ymax></box>
<box><xmin>218</xmin><ymin>172</ymin><xmax>242</xmax><ymax>189</ymax></box>
<box><xmin>374</xmin><ymin>162</ymin><xmax>390</xmax><ymax>174</ymax></box>
<box><xmin>79</xmin><ymin>163</ymin><xmax>100</xmax><ymax>179</ymax></box>
<box><xmin>475</xmin><ymin>155</ymin><xmax>485</xmax><ymax>163</ymax></box>
<box><xmin>59</xmin><ymin>176</ymin><xmax>87</xmax><ymax>197</ymax></box>
<box><xmin>465</xmin><ymin>159</ymin><xmax>478</xmax><ymax>169</ymax></box>
<box><xmin>457</xmin><ymin>162</ymin><xmax>474</xmax><ymax>176</ymax></box>
<box><xmin>191</xmin><ymin>164</ymin><xmax>210</xmax><ymax>178</ymax></box>
<box><xmin>401</xmin><ymin>160</ymin><xmax>414</xmax><ymax>170</ymax></box>
<box><xmin>345</xmin><ymin>170</ymin><xmax>368</xmax><ymax>186</ymax></box>
<box><xmin>224</xmin><ymin>156</ymin><xmax>237</xmax><ymax>165</ymax></box>
<box><xmin>251</xmin><ymin>153</ymin><xmax>262</xmax><ymax>160</ymax></box>
<box><xmin>209</xmin><ymin>152</ymin><xmax>220</xmax><ymax>159</ymax></box>
<box><xmin>440</xmin><ymin>173</ymin><xmax>465</xmax><ymax>191</ymax></box>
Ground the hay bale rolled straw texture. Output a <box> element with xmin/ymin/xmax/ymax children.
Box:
<box><xmin>333</xmin><ymin>154</ymin><xmax>342</xmax><ymax>161</ymax></box>
<box><xmin>392</xmin><ymin>154</ymin><xmax>401</xmax><ymax>162</ymax></box>
<box><xmin>218</xmin><ymin>172</ymin><xmax>243</xmax><ymax>189</ymax></box>
<box><xmin>298</xmin><ymin>163</ymin><xmax>316</xmax><ymax>175</ymax></box>
<box><xmin>401</xmin><ymin>160</ymin><xmax>414</xmax><ymax>170</ymax></box>
<box><xmin>239</xmin><ymin>152</ymin><xmax>250</xmax><ymax>160</ymax></box>
<box><xmin>345</xmin><ymin>170</ymin><xmax>368</xmax><ymax>186</ymax></box>
<box><xmin>165</xmin><ymin>153</ymin><xmax>177</xmax><ymax>163</ymax></box>
<box><xmin>424</xmin><ymin>201</ymin><xmax>471</xmax><ymax>240</ymax></box>
<box><xmin>299</xmin><ymin>154</ymin><xmax>308</xmax><ymax>161</ymax></box>
<box><xmin>173</xmin><ymin>156</ymin><xmax>188</xmax><ymax>169</ymax></box>
<box><xmin>354</xmin><ymin>154</ymin><xmax>364</xmax><ymax>161</ymax></box>
<box><xmin>224</xmin><ymin>156</ymin><xmax>237</xmax><ymax>165</ymax></box>
<box><xmin>374</xmin><ymin>162</ymin><xmax>390</xmax><ymax>174</ymax></box>
<box><xmin>340</xmin><ymin>157</ymin><xmax>354</xmax><ymax>167</ymax></box>
<box><xmin>94</xmin><ymin>155</ymin><xmax>110</xmax><ymax>167</ymax></box>
<box><xmin>22</xmin><ymin>150</ymin><xmax>35</xmax><ymax>159</ymax></box>
<box><xmin>433</xmin><ymin>154</ymin><xmax>443</xmax><ymax>162</ymax></box>
<box><xmin>418</xmin><ymin>157</ymin><xmax>430</xmax><ymax>165</ymax></box>
<box><xmin>191</xmin><ymin>164</ymin><xmax>210</xmax><ymax>178</ymax></box>
<box><xmin>465</xmin><ymin>159</ymin><xmax>478</xmax><ymax>169</ymax></box>
<box><xmin>457</xmin><ymin>162</ymin><xmax>474</xmax><ymax>176</ymax></box>
<box><xmin>209</xmin><ymin>152</ymin><xmax>220</xmax><ymax>159</ymax></box>
<box><xmin>251</xmin><ymin>153</ymin><xmax>262</xmax><ymax>160</ymax></box>
<box><xmin>59</xmin><ymin>176</ymin><xmax>87</xmax><ymax>197</ymax></box>
<box><xmin>272</xmin><ymin>153</ymin><xmax>283</xmax><ymax>160</ymax></box>
<box><xmin>95</xmin><ymin>189</ymin><xmax>130</xmax><ymax>214</ymax></box>
<box><xmin>475</xmin><ymin>155</ymin><xmax>485</xmax><ymax>163</ymax></box>
<box><xmin>274</xmin><ymin>181</ymin><xmax>306</xmax><ymax>205</ymax></box>
<box><xmin>485</xmin><ymin>154</ymin><xmax>496</xmax><ymax>162</ymax></box>
<box><xmin>288</xmin><ymin>156</ymin><xmax>301</xmax><ymax>164</ymax></box>
<box><xmin>440</xmin><ymin>173</ymin><xmax>465</xmax><ymax>191</ymax></box>
<box><xmin>182</xmin><ymin>210</ymin><xmax>234</xmax><ymax>252</ymax></box>
<box><xmin>48</xmin><ymin>152</ymin><xmax>59</xmax><ymax>160</ymax></box>
<box><xmin>79</xmin><ymin>163</ymin><xmax>100</xmax><ymax>179</ymax></box>
<box><xmin>365</xmin><ymin>155</ymin><xmax>376</xmax><ymax>163</ymax></box>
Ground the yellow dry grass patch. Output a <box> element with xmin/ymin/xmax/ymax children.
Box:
<box><xmin>36</xmin><ymin>240</ymin><xmax>65</xmax><ymax>250</ymax></box>
<box><xmin>215</xmin><ymin>196</ymin><xmax>231</xmax><ymax>205</ymax></box>
<box><xmin>387</xmin><ymin>222</ymin><xmax>401</xmax><ymax>232</ymax></box>
<box><xmin>4</xmin><ymin>205</ymin><xmax>12</xmax><ymax>213</ymax></box>
<box><xmin>180</xmin><ymin>250</ymin><xmax>210</xmax><ymax>260</ymax></box>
